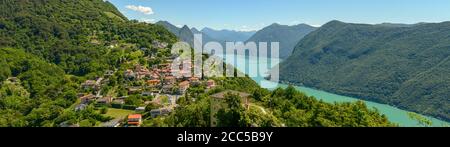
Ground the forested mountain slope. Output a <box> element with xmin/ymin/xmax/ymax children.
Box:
<box><xmin>0</xmin><ymin>0</ymin><xmax>177</xmax><ymax>126</ymax></box>
<box><xmin>246</xmin><ymin>23</ymin><xmax>316</xmax><ymax>58</ymax></box>
<box><xmin>276</xmin><ymin>20</ymin><xmax>450</xmax><ymax>121</ymax></box>
<box><xmin>0</xmin><ymin>0</ymin><xmax>176</xmax><ymax>75</ymax></box>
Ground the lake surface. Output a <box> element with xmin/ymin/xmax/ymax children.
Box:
<box><xmin>215</xmin><ymin>54</ymin><xmax>449</xmax><ymax>127</ymax></box>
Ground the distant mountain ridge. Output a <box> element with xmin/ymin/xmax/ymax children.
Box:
<box><xmin>246</xmin><ymin>23</ymin><xmax>317</xmax><ymax>58</ymax></box>
<box><xmin>156</xmin><ymin>21</ymin><xmax>318</xmax><ymax>58</ymax></box>
<box><xmin>201</xmin><ymin>27</ymin><xmax>256</xmax><ymax>42</ymax></box>
<box><xmin>156</xmin><ymin>21</ymin><xmax>218</xmax><ymax>49</ymax></box>
<box><xmin>275</xmin><ymin>20</ymin><xmax>450</xmax><ymax>121</ymax></box>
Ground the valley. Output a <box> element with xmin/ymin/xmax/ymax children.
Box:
<box><xmin>218</xmin><ymin>54</ymin><xmax>449</xmax><ymax>127</ymax></box>
<box><xmin>0</xmin><ymin>0</ymin><xmax>448</xmax><ymax>128</ymax></box>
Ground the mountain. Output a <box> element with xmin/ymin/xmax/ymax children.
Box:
<box><xmin>201</xmin><ymin>27</ymin><xmax>256</xmax><ymax>42</ymax></box>
<box><xmin>275</xmin><ymin>20</ymin><xmax>450</xmax><ymax>121</ymax></box>
<box><xmin>0</xmin><ymin>0</ymin><xmax>177</xmax><ymax>127</ymax></box>
<box><xmin>0</xmin><ymin>0</ymin><xmax>177</xmax><ymax>75</ymax></box>
<box><xmin>190</xmin><ymin>27</ymin><xmax>202</xmax><ymax>34</ymax></box>
<box><xmin>156</xmin><ymin>21</ymin><xmax>219</xmax><ymax>49</ymax></box>
<box><xmin>155</xmin><ymin>21</ymin><xmax>181</xmax><ymax>37</ymax></box>
<box><xmin>179</xmin><ymin>25</ymin><xmax>195</xmax><ymax>46</ymax></box>
<box><xmin>191</xmin><ymin>27</ymin><xmax>220</xmax><ymax>50</ymax></box>
<box><xmin>156</xmin><ymin>21</ymin><xmax>317</xmax><ymax>58</ymax></box>
<box><xmin>246</xmin><ymin>23</ymin><xmax>317</xmax><ymax>58</ymax></box>
<box><xmin>156</xmin><ymin>21</ymin><xmax>194</xmax><ymax>46</ymax></box>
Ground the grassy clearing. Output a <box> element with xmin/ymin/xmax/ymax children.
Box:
<box><xmin>103</xmin><ymin>108</ymin><xmax>135</xmax><ymax>119</ymax></box>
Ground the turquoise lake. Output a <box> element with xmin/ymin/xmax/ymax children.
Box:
<box><xmin>216</xmin><ymin>54</ymin><xmax>449</xmax><ymax>127</ymax></box>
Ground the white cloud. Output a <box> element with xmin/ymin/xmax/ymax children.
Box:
<box><xmin>126</xmin><ymin>5</ymin><xmax>154</xmax><ymax>15</ymax></box>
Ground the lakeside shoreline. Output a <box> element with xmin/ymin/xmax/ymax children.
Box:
<box><xmin>216</xmin><ymin>54</ymin><xmax>449</xmax><ymax>127</ymax></box>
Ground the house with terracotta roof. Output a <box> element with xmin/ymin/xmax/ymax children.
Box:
<box><xmin>179</xmin><ymin>81</ymin><xmax>190</xmax><ymax>94</ymax></box>
<box><xmin>134</xmin><ymin>65</ymin><xmax>151</xmax><ymax>79</ymax></box>
<box><xmin>147</xmin><ymin>79</ymin><xmax>161</xmax><ymax>86</ymax></box>
<box><xmin>127</xmin><ymin>114</ymin><xmax>142</xmax><ymax>126</ymax></box>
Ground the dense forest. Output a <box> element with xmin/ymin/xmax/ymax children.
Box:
<box><xmin>0</xmin><ymin>0</ymin><xmax>394</xmax><ymax>127</ymax></box>
<box><xmin>0</xmin><ymin>0</ymin><xmax>176</xmax><ymax>126</ymax></box>
<box><xmin>0</xmin><ymin>0</ymin><xmax>177</xmax><ymax>76</ymax></box>
<box><xmin>276</xmin><ymin>20</ymin><xmax>450</xmax><ymax>121</ymax></box>
<box><xmin>146</xmin><ymin>77</ymin><xmax>394</xmax><ymax>127</ymax></box>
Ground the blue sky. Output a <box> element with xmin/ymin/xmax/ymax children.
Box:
<box><xmin>106</xmin><ymin>0</ymin><xmax>450</xmax><ymax>31</ymax></box>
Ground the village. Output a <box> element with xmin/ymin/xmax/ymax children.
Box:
<box><xmin>72</xmin><ymin>42</ymin><xmax>217</xmax><ymax>127</ymax></box>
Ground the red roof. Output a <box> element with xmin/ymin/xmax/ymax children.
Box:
<box><xmin>147</xmin><ymin>79</ymin><xmax>161</xmax><ymax>83</ymax></box>
<box><xmin>179</xmin><ymin>81</ymin><xmax>190</xmax><ymax>87</ymax></box>
<box><xmin>128</xmin><ymin>114</ymin><xmax>142</xmax><ymax>119</ymax></box>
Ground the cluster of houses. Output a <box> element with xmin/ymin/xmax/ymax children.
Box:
<box><xmin>123</xmin><ymin>59</ymin><xmax>216</xmax><ymax>96</ymax></box>
<box><xmin>72</xmin><ymin>53</ymin><xmax>220</xmax><ymax>127</ymax></box>
<box><xmin>75</xmin><ymin>71</ymin><xmax>116</xmax><ymax>111</ymax></box>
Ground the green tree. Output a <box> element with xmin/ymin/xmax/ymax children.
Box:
<box><xmin>99</xmin><ymin>107</ymin><xmax>108</xmax><ymax>114</ymax></box>
<box><xmin>0</xmin><ymin>59</ymin><xmax>11</xmax><ymax>82</ymax></box>
<box><xmin>125</xmin><ymin>95</ymin><xmax>143</xmax><ymax>106</ymax></box>
<box><xmin>216</xmin><ymin>93</ymin><xmax>249</xmax><ymax>127</ymax></box>
<box><xmin>145</xmin><ymin>103</ymin><xmax>162</xmax><ymax>112</ymax></box>
<box><xmin>408</xmin><ymin>112</ymin><xmax>433</xmax><ymax>127</ymax></box>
